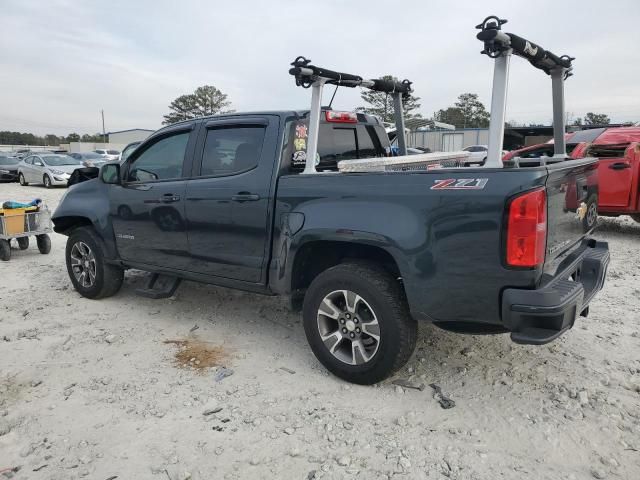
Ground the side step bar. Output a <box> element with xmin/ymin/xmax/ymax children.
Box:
<box><xmin>136</xmin><ymin>273</ymin><xmax>182</xmax><ymax>299</ymax></box>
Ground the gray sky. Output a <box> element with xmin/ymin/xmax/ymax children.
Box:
<box><xmin>1</xmin><ymin>0</ymin><xmax>639</xmax><ymax>136</ymax></box>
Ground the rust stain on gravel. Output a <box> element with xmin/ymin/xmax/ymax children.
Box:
<box><xmin>164</xmin><ymin>339</ymin><xmax>228</xmax><ymax>373</ymax></box>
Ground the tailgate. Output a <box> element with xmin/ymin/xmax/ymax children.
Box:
<box><xmin>544</xmin><ymin>158</ymin><xmax>598</xmax><ymax>263</ymax></box>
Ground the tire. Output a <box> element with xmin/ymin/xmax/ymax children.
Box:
<box><xmin>17</xmin><ymin>237</ymin><xmax>29</xmax><ymax>250</ymax></box>
<box><xmin>65</xmin><ymin>227</ymin><xmax>123</xmax><ymax>299</ymax></box>
<box><xmin>43</xmin><ymin>175</ymin><xmax>52</xmax><ymax>188</ymax></box>
<box><xmin>583</xmin><ymin>195</ymin><xmax>598</xmax><ymax>232</ymax></box>
<box><xmin>630</xmin><ymin>214</ymin><xmax>640</xmax><ymax>224</ymax></box>
<box><xmin>19</xmin><ymin>173</ymin><xmax>28</xmax><ymax>186</ymax></box>
<box><xmin>302</xmin><ymin>262</ymin><xmax>417</xmax><ymax>385</ymax></box>
<box><xmin>36</xmin><ymin>234</ymin><xmax>51</xmax><ymax>254</ymax></box>
<box><xmin>0</xmin><ymin>239</ymin><xmax>10</xmax><ymax>261</ymax></box>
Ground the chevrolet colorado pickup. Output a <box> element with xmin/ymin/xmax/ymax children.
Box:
<box><xmin>52</xmin><ymin>18</ymin><xmax>609</xmax><ymax>383</ymax></box>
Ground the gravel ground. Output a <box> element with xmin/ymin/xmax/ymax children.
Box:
<box><xmin>1</xmin><ymin>182</ymin><xmax>639</xmax><ymax>480</ymax></box>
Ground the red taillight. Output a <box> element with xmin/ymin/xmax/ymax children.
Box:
<box><xmin>325</xmin><ymin>111</ymin><xmax>357</xmax><ymax>123</ymax></box>
<box><xmin>506</xmin><ymin>188</ymin><xmax>547</xmax><ymax>267</ymax></box>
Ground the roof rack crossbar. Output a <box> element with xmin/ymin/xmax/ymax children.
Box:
<box><xmin>289</xmin><ymin>56</ymin><xmax>413</xmax><ymax>173</ymax></box>
<box><xmin>476</xmin><ymin>16</ymin><xmax>575</xmax><ymax>166</ymax></box>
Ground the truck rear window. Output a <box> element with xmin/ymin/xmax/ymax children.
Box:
<box><xmin>286</xmin><ymin>121</ymin><xmax>388</xmax><ymax>172</ymax></box>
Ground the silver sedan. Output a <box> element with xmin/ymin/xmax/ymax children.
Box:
<box><xmin>18</xmin><ymin>154</ymin><xmax>84</xmax><ymax>188</ymax></box>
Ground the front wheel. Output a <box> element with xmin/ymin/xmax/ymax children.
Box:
<box><xmin>0</xmin><ymin>239</ymin><xmax>10</xmax><ymax>261</ymax></box>
<box><xmin>303</xmin><ymin>262</ymin><xmax>417</xmax><ymax>385</ymax></box>
<box><xmin>65</xmin><ymin>227</ymin><xmax>123</xmax><ymax>299</ymax></box>
<box><xmin>17</xmin><ymin>237</ymin><xmax>29</xmax><ymax>250</ymax></box>
<box><xmin>43</xmin><ymin>175</ymin><xmax>52</xmax><ymax>188</ymax></box>
<box><xmin>19</xmin><ymin>173</ymin><xmax>28</xmax><ymax>186</ymax></box>
<box><xmin>36</xmin><ymin>234</ymin><xmax>51</xmax><ymax>254</ymax></box>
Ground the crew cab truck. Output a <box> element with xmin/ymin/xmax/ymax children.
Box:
<box><xmin>52</xmin><ymin>18</ymin><xmax>610</xmax><ymax>384</ymax></box>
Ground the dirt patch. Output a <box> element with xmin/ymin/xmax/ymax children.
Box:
<box><xmin>163</xmin><ymin>338</ymin><xmax>228</xmax><ymax>373</ymax></box>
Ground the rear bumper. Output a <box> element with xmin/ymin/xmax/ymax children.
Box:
<box><xmin>502</xmin><ymin>241</ymin><xmax>610</xmax><ymax>345</ymax></box>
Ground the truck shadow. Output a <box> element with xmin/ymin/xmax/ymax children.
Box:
<box><xmin>119</xmin><ymin>270</ymin><xmax>590</xmax><ymax>396</ymax></box>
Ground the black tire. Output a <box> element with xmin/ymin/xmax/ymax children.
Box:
<box><xmin>19</xmin><ymin>173</ymin><xmax>28</xmax><ymax>186</ymax></box>
<box><xmin>36</xmin><ymin>234</ymin><xmax>51</xmax><ymax>254</ymax></box>
<box><xmin>583</xmin><ymin>195</ymin><xmax>598</xmax><ymax>232</ymax></box>
<box><xmin>43</xmin><ymin>175</ymin><xmax>52</xmax><ymax>188</ymax></box>
<box><xmin>302</xmin><ymin>262</ymin><xmax>417</xmax><ymax>385</ymax></box>
<box><xmin>65</xmin><ymin>227</ymin><xmax>123</xmax><ymax>299</ymax></box>
<box><xmin>0</xmin><ymin>239</ymin><xmax>10</xmax><ymax>261</ymax></box>
<box><xmin>17</xmin><ymin>237</ymin><xmax>29</xmax><ymax>250</ymax></box>
<box><xmin>630</xmin><ymin>214</ymin><xmax>640</xmax><ymax>223</ymax></box>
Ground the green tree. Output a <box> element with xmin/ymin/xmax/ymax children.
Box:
<box><xmin>584</xmin><ymin>112</ymin><xmax>610</xmax><ymax>125</ymax></box>
<box><xmin>66</xmin><ymin>133</ymin><xmax>81</xmax><ymax>142</ymax></box>
<box><xmin>162</xmin><ymin>85</ymin><xmax>233</xmax><ymax>125</ymax></box>
<box><xmin>435</xmin><ymin>93</ymin><xmax>490</xmax><ymax>128</ymax></box>
<box><xmin>356</xmin><ymin>76</ymin><xmax>422</xmax><ymax>124</ymax></box>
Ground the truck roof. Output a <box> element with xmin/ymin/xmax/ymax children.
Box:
<box><xmin>161</xmin><ymin>110</ymin><xmax>383</xmax><ymax>131</ymax></box>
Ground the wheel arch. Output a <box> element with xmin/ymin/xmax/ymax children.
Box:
<box><xmin>289</xmin><ymin>239</ymin><xmax>404</xmax><ymax>298</ymax></box>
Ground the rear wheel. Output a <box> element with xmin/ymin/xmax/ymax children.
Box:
<box><xmin>43</xmin><ymin>175</ymin><xmax>52</xmax><ymax>188</ymax></box>
<box><xmin>583</xmin><ymin>195</ymin><xmax>598</xmax><ymax>232</ymax></box>
<box><xmin>303</xmin><ymin>262</ymin><xmax>417</xmax><ymax>384</ymax></box>
<box><xmin>65</xmin><ymin>227</ymin><xmax>123</xmax><ymax>299</ymax></box>
<box><xmin>0</xmin><ymin>240</ymin><xmax>10</xmax><ymax>261</ymax></box>
<box><xmin>36</xmin><ymin>234</ymin><xmax>51</xmax><ymax>254</ymax></box>
<box><xmin>17</xmin><ymin>237</ymin><xmax>29</xmax><ymax>250</ymax></box>
<box><xmin>19</xmin><ymin>173</ymin><xmax>28</xmax><ymax>186</ymax></box>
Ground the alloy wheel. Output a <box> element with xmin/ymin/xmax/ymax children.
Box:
<box><xmin>70</xmin><ymin>241</ymin><xmax>97</xmax><ymax>287</ymax></box>
<box><xmin>316</xmin><ymin>289</ymin><xmax>381</xmax><ymax>365</ymax></box>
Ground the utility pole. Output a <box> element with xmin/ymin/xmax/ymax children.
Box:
<box><xmin>101</xmin><ymin>109</ymin><xmax>106</xmax><ymax>145</ymax></box>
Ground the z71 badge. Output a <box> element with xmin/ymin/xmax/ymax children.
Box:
<box><xmin>430</xmin><ymin>178</ymin><xmax>489</xmax><ymax>190</ymax></box>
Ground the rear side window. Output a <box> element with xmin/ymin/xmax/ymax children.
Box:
<box><xmin>288</xmin><ymin>121</ymin><xmax>387</xmax><ymax>172</ymax></box>
<box><xmin>199</xmin><ymin>126</ymin><xmax>265</xmax><ymax>176</ymax></box>
<box><xmin>128</xmin><ymin>131</ymin><xmax>190</xmax><ymax>182</ymax></box>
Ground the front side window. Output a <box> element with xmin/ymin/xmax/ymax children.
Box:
<box><xmin>127</xmin><ymin>131</ymin><xmax>189</xmax><ymax>182</ymax></box>
<box><xmin>200</xmin><ymin>126</ymin><xmax>265</xmax><ymax>176</ymax></box>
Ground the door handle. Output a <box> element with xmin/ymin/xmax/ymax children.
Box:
<box><xmin>231</xmin><ymin>192</ymin><xmax>260</xmax><ymax>202</ymax></box>
<box><xmin>609</xmin><ymin>162</ymin><xmax>631</xmax><ymax>170</ymax></box>
<box><xmin>161</xmin><ymin>193</ymin><xmax>181</xmax><ymax>203</ymax></box>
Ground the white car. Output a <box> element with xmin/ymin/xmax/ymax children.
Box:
<box><xmin>93</xmin><ymin>149</ymin><xmax>121</xmax><ymax>161</ymax></box>
<box><xmin>462</xmin><ymin>145</ymin><xmax>509</xmax><ymax>166</ymax></box>
<box><xmin>462</xmin><ymin>145</ymin><xmax>489</xmax><ymax>165</ymax></box>
<box><xmin>18</xmin><ymin>154</ymin><xmax>84</xmax><ymax>188</ymax></box>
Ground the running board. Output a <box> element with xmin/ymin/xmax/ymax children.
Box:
<box><xmin>135</xmin><ymin>273</ymin><xmax>182</xmax><ymax>299</ymax></box>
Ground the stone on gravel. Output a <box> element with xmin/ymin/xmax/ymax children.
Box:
<box><xmin>104</xmin><ymin>334</ymin><xmax>117</xmax><ymax>344</ymax></box>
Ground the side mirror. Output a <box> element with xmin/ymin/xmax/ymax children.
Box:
<box><xmin>101</xmin><ymin>163</ymin><xmax>121</xmax><ymax>184</ymax></box>
<box><xmin>35</xmin><ymin>161</ymin><xmax>44</xmax><ymax>166</ymax></box>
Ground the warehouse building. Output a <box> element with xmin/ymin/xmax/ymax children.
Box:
<box><xmin>108</xmin><ymin>128</ymin><xmax>154</xmax><ymax>145</ymax></box>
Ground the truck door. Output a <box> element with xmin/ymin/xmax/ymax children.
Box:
<box><xmin>594</xmin><ymin>144</ymin><xmax>635</xmax><ymax>209</ymax></box>
<box><xmin>184</xmin><ymin>116</ymin><xmax>279</xmax><ymax>283</ymax></box>
<box><xmin>110</xmin><ymin>123</ymin><xmax>197</xmax><ymax>269</ymax></box>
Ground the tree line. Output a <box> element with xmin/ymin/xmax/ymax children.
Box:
<box><xmin>0</xmin><ymin>131</ymin><xmax>106</xmax><ymax>146</ymax></box>
<box><xmin>1</xmin><ymin>84</ymin><xmax>621</xmax><ymax>146</ymax></box>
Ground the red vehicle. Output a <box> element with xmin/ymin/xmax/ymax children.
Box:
<box><xmin>571</xmin><ymin>127</ymin><xmax>640</xmax><ymax>224</ymax></box>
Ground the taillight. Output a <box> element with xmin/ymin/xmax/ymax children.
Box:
<box><xmin>506</xmin><ymin>188</ymin><xmax>547</xmax><ymax>267</ymax></box>
<box><xmin>325</xmin><ymin>111</ymin><xmax>357</xmax><ymax>123</ymax></box>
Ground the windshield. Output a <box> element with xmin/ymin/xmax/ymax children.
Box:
<box><xmin>42</xmin><ymin>155</ymin><xmax>82</xmax><ymax>166</ymax></box>
<box><xmin>0</xmin><ymin>156</ymin><xmax>19</xmax><ymax>165</ymax></box>
<box><xmin>121</xmin><ymin>143</ymin><xmax>140</xmax><ymax>162</ymax></box>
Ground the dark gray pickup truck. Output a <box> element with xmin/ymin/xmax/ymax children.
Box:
<box><xmin>52</xmin><ymin>19</ymin><xmax>610</xmax><ymax>383</ymax></box>
<box><xmin>52</xmin><ymin>108</ymin><xmax>608</xmax><ymax>383</ymax></box>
